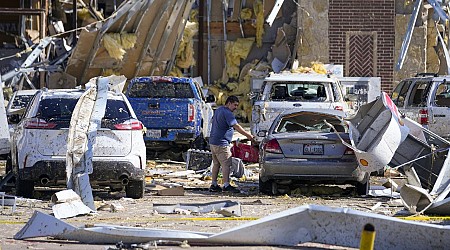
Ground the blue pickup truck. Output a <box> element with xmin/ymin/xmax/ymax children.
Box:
<box><xmin>125</xmin><ymin>76</ymin><xmax>213</xmax><ymax>154</ymax></box>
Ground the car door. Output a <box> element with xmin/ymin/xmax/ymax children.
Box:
<box><xmin>429</xmin><ymin>80</ymin><xmax>450</xmax><ymax>138</ymax></box>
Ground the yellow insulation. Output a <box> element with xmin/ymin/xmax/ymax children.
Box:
<box><xmin>120</xmin><ymin>32</ymin><xmax>137</xmax><ymax>50</ymax></box>
<box><xmin>225</xmin><ymin>38</ymin><xmax>255</xmax><ymax>79</ymax></box>
<box><xmin>102</xmin><ymin>32</ymin><xmax>137</xmax><ymax>61</ymax></box>
<box><xmin>102</xmin><ymin>69</ymin><xmax>121</xmax><ymax>76</ymax></box>
<box><xmin>209</xmin><ymin>59</ymin><xmax>272</xmax><ymax>122</ymax></box>
<box><xmin>103</xmin><ymin>34</ymin><xmax>126</xmax><ymax>60</ymax></box>
<box><xmin>240</xmin><ymin>8</ymin><xmax>253</xmax><ymax>20</ymax></box>
<box><xmin>254</xmin><ymin>0</ymin><xmax>264</xmax><ymax>48</ymax></box>
<box><xmin>291</xmin><ymin>62</ymin><xmax>328</xmax><ymax>74</ymax></box>
<box><xmin>176</xmin><ymin>21</ymin><xmax>198</xmax><ymax>69</ymax></box>
<box><xmin>169</xmin><ymin>67</ymin><xmax>183</xmax><ymax>77</ymax></box>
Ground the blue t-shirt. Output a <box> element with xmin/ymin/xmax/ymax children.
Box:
<box><xmin>209</xmin><ymin>106</ymin><xmax>238</xmax><ymax>146</ymax></box>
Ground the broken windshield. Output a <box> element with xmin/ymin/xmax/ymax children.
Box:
<box><xmin>36</xmin><ymin>98</ymin><xmax>131</xmax><ymax>128</ymax></box>
<box><xmin>270</xmin><ymin>82</ymin><xmax>328</xmax><ymax>101</ymax></box>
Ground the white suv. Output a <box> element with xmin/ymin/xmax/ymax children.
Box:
<box><xmin>9</xmin><ymin>89</ymin><xmax>146</xmax><ymax>198</ymax></box>
<box><xmin>251</xmin><ymin>72</ymin><xmax>349</xmax><ymax>141</ymax></box>
<box><xmin>391</xmin><ymin>73</ymin><xmax>450</xmax><ymax>139</ymax></box>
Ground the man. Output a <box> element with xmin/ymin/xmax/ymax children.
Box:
<box><xmin>209</xmin><ymin>95</ymin><xmax>255</xmax><ymax>193</ymax></box>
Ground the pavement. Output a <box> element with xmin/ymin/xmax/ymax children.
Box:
<box><xmin>0</xmin><ymin>158</ymin><xmax>410</xmax><ymax>250</ymax></box>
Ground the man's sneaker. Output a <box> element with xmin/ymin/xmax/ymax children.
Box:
<box><xmin>209</xmin><ymin>184</ymin><xmax>222</xmax><ymax>192</ymax></box>
<box><xmin>222</xmin><ymin>185</ymin><xmax>240</xmax><ymax>193</ymax></box>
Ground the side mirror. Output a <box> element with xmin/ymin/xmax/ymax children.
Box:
<box><xmin>206</xmin><ymin>95</ymin><xmax>216</xmax><ymax>103</ymax></box>
<box><xmin>257</xmin><ymin>130</ymin><xmax>267</xmax><ymax>137</ymax></box>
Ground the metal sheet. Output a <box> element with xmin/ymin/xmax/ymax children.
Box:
<box><xmin>396</xmin><ymin>0</ymin><xmax>422</xmax><ymax>71</ymax></box>
<box><xmin>266</xmin><ymin>0</ymin><xmax>284</xmax><ymax>26</ymax></box>
<box><xmin>0</xmin><ymin>85</ymin><xmax>9</xmax><ymax>155</ymax></box>
<box><xmin>343</xmin><ymin>92</ymin><xmax>410</xmax><ymax>173</ymax></box>
<box><xmin>436</xmin><ymin>23</ymin><xmax>450</xmax><ymax>74</ymax></box>
<box><xmin>427</xmin><ymin>0</ymin><xmax>449</xmax><ymax>23</ymax></box>
<box><xmin>427</xmin><ymin>196</ymin><xmax>450</xmax><ymax>215</ymax></box>
<box><xmin>153</xmin><ymin>200</ymin><xmax>242</xmax><ymax>216</ymax></box>
<box><xmin>66</xmin><ymin>76</ymin><xmax>109</xmax><ymax>210</ymax></box>
<box><xmin>14</xmin><ymin>205</ymin><xmax>450</xmax><ymax>249</ymax></box>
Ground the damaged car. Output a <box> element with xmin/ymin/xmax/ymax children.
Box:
<box><xmin>9</xmin><ymin>88</ymin><xmax>146</xmax><ymax>198</ymax></box>
<box><xmin>258</xmin><ymin>109</ymin><xmax>368</xmax><ymax>195</ymax></box>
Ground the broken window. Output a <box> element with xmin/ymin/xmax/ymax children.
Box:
<box><xmin>435</xmin><ymin>81</ymin><xmax>450</xmax><ymax>107</ymax></box>
<box><xmin>270</xmin><ymin>82</ymin><xmax>329</xmax><ymax>102</ymax></box>
<box><xmin>128</xmin><ymin>82</ymin><xmax>194</xmax><ymax>98</ymax></box>
<box><xmin>10</xmin><ymin>95</ymin><xmax>34</xmax><ymax>109</ymax></box>
<box><xmin>407</xmin><ymin>81</ymin><xmax>431</xmax><ymax>107</ymax></box>
<box><xmin>275</xmin><ymin>112</ymin><xmax>344</xmax><ymax>133</ymax></box>
<box><xmin>35</xmin><ymin>98</ymin><xmax>131</xmax><ymax>129</ymax></box>
<box><xmin>391</xmin><ymin>80</ymin><xmax>410</xmax><ymax>107</ymax></box>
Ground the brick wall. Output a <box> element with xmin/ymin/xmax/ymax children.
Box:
<box><xmin>329</xmin><ymin>0</ymin><xmax>395</xmax><ymax>92</ymax></box>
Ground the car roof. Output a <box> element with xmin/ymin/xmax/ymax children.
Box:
<box><xmin>402</xmin><ymin>75</ymin><xmax>450</xmax><ymax>82</ymax></box>
<box><xmin>264</xmin><ymin>72</ymin><xmax>337</xmax><ymax>83</ymax></box>
<box><xmin>39</xmin><ymin>89</ymin><xmax>124</xmax><ymax>100</ymax></box>
<box><xmin>280</xmin><ymin>108</ymin><xmax>345</xmax><ymax>117</ymax></box>
<box><xmin>13</xmin><ymin>89</ymin><xmax>39</xmax><ymax>96</ymax></box>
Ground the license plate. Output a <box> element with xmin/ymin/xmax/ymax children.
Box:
<box><xmin>303</xmin><ymin>144</ymin><xmax>324</xmax><ymax>155</ymax></box>
<box><xmin>146</xmin><ymin>129</ymin><xmax>161</xmax><ymax>138</ymax></box>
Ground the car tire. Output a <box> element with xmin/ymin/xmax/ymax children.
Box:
<box><xmin>15</xmin><ymin>176</ymin><xmax>34</xmax><ymax>198</ymax></box>
<box><xmin>259</xmin><ymin>177</ymin><xmax>273</xmax><ymax>195</ymax></box>
<box><xmin>125</xmin><ymin>180</ymin><xmax>145</xmax><ymax>199</ymax></box>
<box><xmin>355</xmin><ymin>181</ymin><xmax>369</xmax><ymax>196</ymax></box>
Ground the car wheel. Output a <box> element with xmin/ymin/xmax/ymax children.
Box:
<box><xmin>15</xmin><ymin>176</ymin><xmax>34</xmax><ymax>198</ymax></box>
<box><xmin>271</xmin><ymin>181</ymin><xmax>279</xmax><ymax>195</ymax></box>
<box><xmin>355</xmin><ymin>181</ymin><xmax>369</xmax><ymax>196</ymax></box>
<box><xmin>259</xmin><ymin>177</ymin><xmax>272</xmax><ymax>195</ymax></box>
<box><xmin>125</xmin><ymin>180</ymin><xmax>145</xmax><ymax>199</ymax></box>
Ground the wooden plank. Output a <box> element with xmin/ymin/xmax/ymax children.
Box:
<box><xmin>208</xmin><ymin>21</ymin><xmax>256</xmax><ymax>36</ymax></box>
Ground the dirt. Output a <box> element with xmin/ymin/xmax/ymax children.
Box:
<box><xmin>0</xmin><ymin>160</ymin><xmax>411</xmax><ymax>250</ymax></box>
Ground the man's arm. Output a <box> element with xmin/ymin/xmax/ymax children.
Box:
<box><xmin>233</xmin><ymin>123</ymin><xmax>255</xmax><ymax>142</ymax></box>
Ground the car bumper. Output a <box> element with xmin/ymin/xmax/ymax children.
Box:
<box><xmin>18</xmin><ymin>160</ymin><xmax>145</xmax><ymax>185</ymax></box>
<box><xmin>144</xmin><ymin>128</ymin><xmax>197</xmax><ymax>143</ymax></box>
<box><xmin>260</xmin><ymin>158</ymin><xmax>359</xmax><ymax>183</ymax></box>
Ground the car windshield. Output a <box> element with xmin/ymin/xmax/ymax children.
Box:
<box><xmin>270</xmin><ymin>82</ymin><xmax>328</xmax><ymax>102</ymax></box>
<box><xmin>274</xmin><ymin>112</ymin><xmax>345</xmax><ymax>133</ymax></box>
<box><xmin>11</xmin><ymin>95</ymin><xmax>34</xmax><ymax>109</ymax></box>
<box><xmin>128</xmin><ymin>82</ymin><xmax>194</xmax><ymax>98</ymax></box>
<box><xmin>36</xmin><ymin>98</ymin><xmax>131</xmax><ymax>127</ymax></box>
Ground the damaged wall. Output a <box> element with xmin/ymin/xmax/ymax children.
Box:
<box><xmin>296</xmin><ymin>0</ymin><xmax>330</xmax><ymax>64</ymax></box>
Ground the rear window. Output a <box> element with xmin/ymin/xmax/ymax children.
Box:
<box><xmin>270</xmin><ymin>82</ymin><xmax>328</xmax><ymax>102</ymax></box>
<box><xmin>11</xmin><ymin>95</ymin><xmax>34</xmax><ymax>109</ymax></box>
<box><xmin>435</xmin><ymin>81</ymin><xmax>450</xmax><ymax>107</ymax></box>
<box><xmin>36</xmin><ymin>98</ymin><xmax>131</xmax><ymax>128</ymax></box>
<box><xmin>128</xmin><ymin>82</ymin><xmax>194</xmax><ymax>98</ymax></box>
<box><xmin>275</xmin><ymin>112</ymin><xmax>345</xmax><ymax>133</ymax></box>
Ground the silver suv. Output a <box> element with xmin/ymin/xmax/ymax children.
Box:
<box><xmin>9</xmin><ymin>89</ymin><xmax>146</xmax><ymax>198</ymax></box>
<box><xmin>391</xmin><ymin>73</ymin><xmax>450</xmax><ymax>139</ymax></box>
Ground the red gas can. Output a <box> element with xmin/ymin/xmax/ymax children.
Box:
<box><xmin>231</xmin><ymin>140</ymin><xmax>259</xmax><ymax>163</ymax></box>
